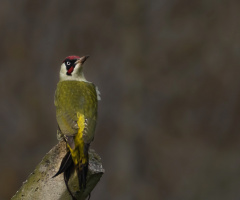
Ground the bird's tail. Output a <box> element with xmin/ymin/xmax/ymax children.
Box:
<box><xmin>52</xmin><ymin>150</ymin><xmax>76</xmax><ymax>199</ymax></box>
<box><xmin>72</xmin><ymin>113</ymin><xmax>91</xmax><ymax>191</ymax></box>
<box><xmin>76</xmin><ymin>143</ymin><xmax>90</xmax><ymax>190</ymax></box>
<box><xmin>53</xmin><ymin>142</ymin><xmax>90</xmax><ymax>199</ymax></box>
<box><xmin>53</xmin><ymin>143</ymin><xmax>90</xmax><ymax>184</ymax></box>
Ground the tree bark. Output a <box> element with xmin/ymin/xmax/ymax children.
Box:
<box><xmin>11</xmin><ymin>141</ymin><xmax>104</xmax><ymax>200</ymax></box>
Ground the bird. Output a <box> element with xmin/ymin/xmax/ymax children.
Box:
<box><xmin>53</xmin><ymin>55</ymin><xmax>100</xmax><ymax>199</ymax></box>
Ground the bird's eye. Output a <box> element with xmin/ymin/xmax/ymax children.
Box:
<box><xmin>66</xmin><ymin>61</ymin><xmax>71</xmax><ymax>65</ymax></box>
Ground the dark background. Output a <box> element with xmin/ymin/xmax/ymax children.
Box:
<box><xmin>1</xmin><ymin>0</ymin><xmax>240</xmax><ymax>199</ymax></box>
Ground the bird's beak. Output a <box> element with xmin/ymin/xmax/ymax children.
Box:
<box><xmin>75</xmin><ymin>55</ymin><xmax>90</xmax><ymax>65</ymax></box>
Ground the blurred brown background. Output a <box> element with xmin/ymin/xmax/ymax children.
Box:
<box><xmin>1</xmin><ymin>0</ymin><xmax>240</xmax><ymax>199</ymax></box>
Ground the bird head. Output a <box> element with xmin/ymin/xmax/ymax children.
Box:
<box><xmin>59</xmin><ymin>55</ymin><xmax>89</xmax><ymax>81</ymax></box>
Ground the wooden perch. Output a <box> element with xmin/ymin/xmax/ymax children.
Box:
<box><xmin>11</xmin><ymin>141</ymin><xmax>104</xmax><ymax>200</ymax></box>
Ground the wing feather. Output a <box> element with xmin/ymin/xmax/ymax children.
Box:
<box><xmin>55</xmin><ymin>81</ymin><xmax>98</xmax><ymax>143</ymax></box>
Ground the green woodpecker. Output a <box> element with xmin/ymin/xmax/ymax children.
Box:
<box><xmin>53</xmin><ymin>55</ymin><xmax>100</xmax><ymax>199</ymax></box>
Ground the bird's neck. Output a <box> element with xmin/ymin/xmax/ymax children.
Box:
<box><xmin>59</xmin><ymin>72</ymin><xmax>88</xmax><ymax>82</ymax></box>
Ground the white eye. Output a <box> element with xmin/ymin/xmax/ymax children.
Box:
<box><xmin>66</xmin><ymin>61</ymin><xmax>71</xmax><ymax>65</ymax></box>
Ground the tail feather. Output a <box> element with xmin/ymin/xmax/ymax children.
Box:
<box><xmin>53</xmin><ymin>151</ymin><xmax>76</xmax><ymax>199</ymax></box>
<box><xmin>52</xmin><ymin>150</ymin><xmax>73</xmax><ymax>178</ymax></box>
<box><xmin>77</xmin><ymin>162</ymin><xmax>88</xmax><ymax>190</ymax></box>
<box><xmin>53</xmin><ymin>143</ymin><xmax>90</xmax><ymax>199</ymax></box>
<box><xmin>77</xmin><ymin>143</ymin><xmax>90</xmax><ymax>190</ymax></box>
<box><xmin>64</xmin><ymin>164</ymin><xmax>76</xmax><ymax>200</ymax></box>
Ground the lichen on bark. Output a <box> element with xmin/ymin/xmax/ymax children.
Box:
<box><xmin>11</xmin><ymin>141</ymin><xmax>104</xmax><ymax>200</ymax></box>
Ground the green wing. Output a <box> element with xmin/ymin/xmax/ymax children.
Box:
<box><xmin>55</xmin><ymin>81</ymin><xmax>98</xmax><ymax>143</ymax></box>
